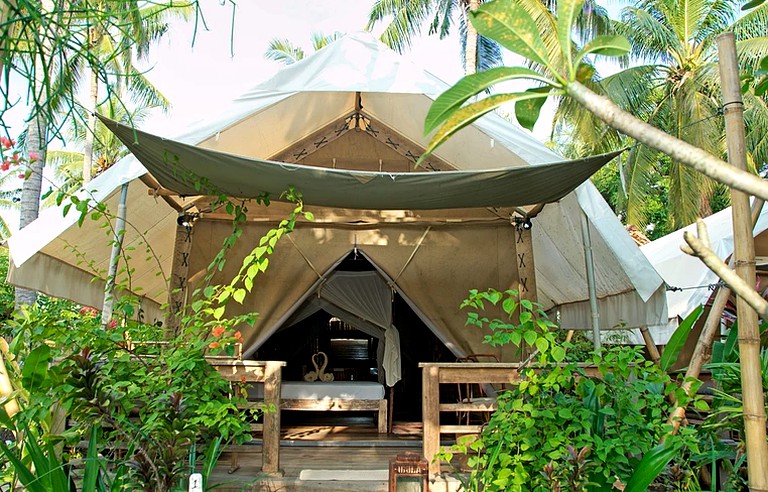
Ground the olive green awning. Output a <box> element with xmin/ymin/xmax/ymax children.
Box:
<box><xmin>101</xmin><ymin>115</ymin><xmax>619</xmax><ymax>210</ymax></box>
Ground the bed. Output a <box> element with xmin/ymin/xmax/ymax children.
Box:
<box><xmin>249</xmin><ymin>381</ymin><xmax>388</xmax><ymax>433</ymax></box>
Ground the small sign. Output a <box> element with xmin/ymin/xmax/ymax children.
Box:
<box><xmin>189</xmin><ymin>473</ymin><xmax>203</xmax><ymax>492</ymax></box>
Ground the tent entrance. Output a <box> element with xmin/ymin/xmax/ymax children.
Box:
<box><xmin>252</xmin><ymin>251</ymin><xmax>455</xmax><ymax>424</ymax></box>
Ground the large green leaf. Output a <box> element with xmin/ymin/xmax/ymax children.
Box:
<box><xmin>83</xmin><ymin>425</ymin><xmax>102</xmax><ymax>492</ymax></box>
<box><xmin>21</xmin><ymin>344</ymin><xmax>51</xmax><ymax>392</ymax></box>
<box><xmin>556</xmin><ymin>0</ymin><xmax>584</xmax><ymax>69</ymax></box>
<box><xmin>424</xmin><ymin>66</ymin><xmax>555</xmax><ymax>135</ymax></box>
<box><xmin>660</xmin><ymin>304</ymin><xmax>703</xmax><ymax>372</ymax></box>
<box><xmin>624</xmin><ymin>442</ymin><xmax>681</xmax><ymax>492</ymax></box>
<box><xmin>515</xmin><ymin>86</ymin><xmax>551</xmax><ymax>131</ymax></box>
<box><xmin>0</xmin><ymin>440</ymin><xmax>44</xmax><ymax>492</ymax></box>
<box><xmin>420</xmin><ymin>92</ymin><xmax>550</xmax><ymax>163</ymax></box>
<box><xmin>574</xmin><ymin>35</ymin><xmax>632</xmax><ymax>68</ymax></box>
<box><xmin>470</xmin><ymin>0</ymin><xmax>552</xmax><ymax>70</ymax></box>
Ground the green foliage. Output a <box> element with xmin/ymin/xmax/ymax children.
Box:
<box><xmin>659</xmin><ymin>305</ymin><xmax>703</xmax><ymax>372</ymax></box>
<box><xmin>442</xmin><ymin>347</ymin><xmax>694</xmax><ymax>491</ymax></box>
<box><xmin>0</xmin><ymin>183</ymin><xmax>312</xmax><ymax>490</ymax></box>
<box><xmin>461</xmin><ymin>288</ymin><xmax>565</xmax><ymax>363</ymax></box>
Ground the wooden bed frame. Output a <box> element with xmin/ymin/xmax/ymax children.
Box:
<box><xmin>280</xmin><ymin>397</ymin><xmax>388</xmax><ymax>434</ymax></box>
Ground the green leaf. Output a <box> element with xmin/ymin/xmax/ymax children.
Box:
<box><xmin>574</xmin><ymin>35</ymin><xmax>631</xmax><ymax>67</ymax></box>
<box><xmin>551</xmin><ymin>345</ymin><xmax>566</xmax><ymax>362</ymax></box>
<box><xmin>625</xmin><ymin>442</ymin><xmax>681</xmax><ymax>492</ymax></box>
<box><xmin>22</xmin><ymin>344</ymin><xmax>51</xmax><ymax>392</ymax></box>
<box><xmin>0</xmin><ymin>440</ymin><xmax>43</xmax><ymax>492</ymax></box>
<box><xmin>213</xmin><ymin>306</ymin><xmax>225</xmax><ymax>320</ymax></box>
<box><xmin>556</xmin><ymin>0</ymin><xmax>584</xmax><ymax>70</ymax></box>
<box><xmin>523</xmin><ymin>330</ymin><xmax>538</xmax><ymax>346</ymax></box>
<box><xmin>233</xmin><ymin>288</ymin><xmax>246</xmax><ymax>304</ymax></box>
<box><xmin>515</xmin><ymin>87</ymin><xmax>550</xmax><ymax>131</ymax></box>
<box><xmin>83</xmin><ymin>425</ymin><xmax>102</xmax><ymax>492</ymax></box>
<box><xmin>755</xmin><ymin>75</ymin><xmax>768</xmax><ymax>97</ymax></box>
<box><xmin>421</xmin><ymin>92</ymin><xmax>540</xmax><ymax>164</ymax></box>
<box><xmin>425</xmin><ymin>66</ymin><xmax>555</xmax><ymax>134</ymax></box>
<box><xmin>470</xmin><ymin>0</ymin><xmax>552</xmax><ymax>70</ymax></box>
<box><xmin>742</xmin><ymin>0</ymin><xmax>766</xmax><ymax>10</ymax></box>
<box><xmin>660</xmin><ymin>304</ymin><xmax>703</xmax><ymax>372</ymax></box>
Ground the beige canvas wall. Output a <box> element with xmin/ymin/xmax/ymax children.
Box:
<box><xmin>187</xmin><ymin>216</ymin><xmax>523</xmax><ymax>362</ymax></box>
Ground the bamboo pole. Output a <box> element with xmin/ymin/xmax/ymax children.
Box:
<box><xmin>101</xmin><ymin>183</ymin><xmax>129</xmax><ymax>328</ymax></box>
<box><xmin>639</xmin><ymin>326</ymin><xmax>661</xmax><ymax>365</ymax></box>
<box><xmin>717</xmin><ymin>33</ymin><xmax>768</xmax><ymax>491</ymax></box>
<box><xmin>667</xmin><ymin>197</ymin><xmax>763</xmax><ymax>434</ymax></box>
<box><xmin>580</xmin><ymin>213</ymin><xmax>601</xmax><ymax>350</ymax></box>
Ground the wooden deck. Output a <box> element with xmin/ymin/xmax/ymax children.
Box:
<box><xmin>209</xmin><ymin>424</ymin><xmax>461</xmax><ymax>492</ymax></box>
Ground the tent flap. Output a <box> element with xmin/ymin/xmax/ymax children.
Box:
<box><xmin>99</xmin><ymin>114</ymin><xmax>619</xmax><ymax>211</ymax></box>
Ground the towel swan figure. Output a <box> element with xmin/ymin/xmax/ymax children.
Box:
<box><xmin>303</xmin><ymin>351</ymin><xmax>334</xmax><ymax>382</ymax></box>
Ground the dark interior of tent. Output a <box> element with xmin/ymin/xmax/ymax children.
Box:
<box><xmin>252</xmin><ymin>252</ymin><xmax>458</xmax><ymax>427</ymax></box>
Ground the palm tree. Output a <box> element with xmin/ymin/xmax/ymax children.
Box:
<box><xmin>559</xmin><ymin>0</ymin><xmax>768</xmax><ymax>230</ymax></box>
<box><xmin>80</xmin><ymin>1</ymin><xmax>190</xmax><ymax>183</ymax></box>
<box><xmin>366</xmin><ymin>0</ymin><xmax>610</xmax><ymax>75</ymax></box>
<box><xmin>366</xmin><ymin>0</ymin><xmax>501</xmax><ymax>74</ymax></box>
<box><xmin>265</xmin><ymin>32</ymin><xmax>343</xmax><ymax>66</ymax></box>
<box><xmin>46</xmin><ymin>98</ymin><xmax>153</xmax><ymax>204</ymax></box>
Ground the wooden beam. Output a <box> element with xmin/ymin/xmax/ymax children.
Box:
<box><xmin>360</xmin><ymin>114</ymin><xmax>453</xmax><ymax>172</ymax></box>
<box><xmin>270</xmin><ymin>113</ymin><xmax>355</xmax><ymax>163</ymax></box>
<box><xmin>422</xmin><ymin>364</ymin><xmax>441</xmax><ymax>477</ymax></box>
<box><xmin>165</xmin><ymin>224</ymin><xmax>194</xmax><ymax>335</ymax></box>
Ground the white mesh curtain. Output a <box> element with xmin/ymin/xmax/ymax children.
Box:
<box><xmin>284</xmin><ymin>271</ymin><xmax>401</xmax><ymax>386</ymax></box>
<box><xmin>320</xmin><ymin>271</ymin><xmax>401</xmax><ymax>386</ymax></box>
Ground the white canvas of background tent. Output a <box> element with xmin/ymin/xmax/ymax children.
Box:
<box><xmin>7</xmin><ymin>33</ymin><xmax>668</xmax><ymax>379</ymax></box>
<box><xmin>639</xmin><ymin>203</ymin><xmax>768</xmax><ymax>345</ymax></box>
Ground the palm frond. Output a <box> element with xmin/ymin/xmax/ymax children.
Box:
<box><xmin>367</xmin><ymin>0</ymin><xmax>434</xmax><ymax>53</ymax></box>
<box><xmin>264</xmin><ymin>38</ymin><xmax>305</xmax><ymax>65</ymax></box>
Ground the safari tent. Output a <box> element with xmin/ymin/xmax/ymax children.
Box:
<box><xmin>7</xmin><ymin>33</ymin><xmax>668</xmax><ymax>386</ymax></box>
<box><xmin>639</xmin><ymin>202</ymin><xmax>768</xmax><ymax>345</ymax></box>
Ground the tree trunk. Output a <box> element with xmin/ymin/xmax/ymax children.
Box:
<box><xmin>465</xmin><ymin>0</ymin><xmax>479</xmax><ymax>75</ymax></box>
<box><xmin>717</xmin><ymin>32</ymin><xmax>768</xmax><ymax>492</ymax></box>
<box><xmin>15</xmin><ymin>0</ymin><xmax>54</xmax><ymax>308</ymax></box>
<box><xmin>565</xmin><ymin>81</ymin><xmax>768</xmax><ymax>203</ymax></box>
<box><xmin>83</xmin><ymin>26</ymin><xmax>100</xmax><ymax>184</ymax></box>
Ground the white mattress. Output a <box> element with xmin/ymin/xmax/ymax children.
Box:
<box><xmin>249</xmin><ymin>381</ymin><xmax>385</xmax><ymax>400</ymax></box>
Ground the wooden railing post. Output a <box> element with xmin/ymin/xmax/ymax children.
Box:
<box><xmin>262</xmin><ymin>361</ymin><xmax>283</xmax><ymax>475</ymax></box>
<box><xmin>422</xmin><ymin>364</ymin><xmax>441</xmax><ymax>477</ymax></box>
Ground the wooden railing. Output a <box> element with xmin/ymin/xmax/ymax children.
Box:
<box><xmin>208</xmin><ymin>359</ymin><xmax>286</xmax><ymax>475</ymax></box>
<box><xmin>419</xmin><ymin>362</ymin><xmax>523</xmax><ymax>476</ymax></box>
<box><xmin>419</xmin><ymin>362</ymin><xmax>601</xmax><ymax>476</ymax></box>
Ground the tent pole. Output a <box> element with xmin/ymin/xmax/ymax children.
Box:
<box><xmin>101</xmin><ymin>183</ymin><xmax>129</xmax><ymax>328</ymax></box>
<box><xmin>580</xmin><ymin>212</ymin><xmax>601</xmax><ymax>350</ymax></box>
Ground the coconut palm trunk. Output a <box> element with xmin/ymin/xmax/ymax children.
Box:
<box><xmin>83</xmin><ymin>59</ymin><xmax>98</xmax><ymax>184</ymax></box>
<box><xmin>15</xmin><ymin>0</ymin><xmax>54</xmax><ymax>308</ymax></box>
<box><xmin>465</xmin><ymin>0</ymin><xmax>479</xmax><ymax>74</ymax></box>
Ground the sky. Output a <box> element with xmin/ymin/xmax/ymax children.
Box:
<box><xmin>137</xmin><ymin>1</ymin><xmax>471</xmax><ymax>136</ymax></box>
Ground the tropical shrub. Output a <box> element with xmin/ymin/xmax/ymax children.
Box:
<box><xmin>0</xmin><ymin>187</ymin><xmax>311</xmax><ymax>490</ymax></box>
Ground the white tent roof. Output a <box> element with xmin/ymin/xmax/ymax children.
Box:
<box><xmin>640</xmin><ymin>203</ymin><xmax>768</xmax><ymax>343</ymax></box>
<box><xmin>7</xmin><ymin>32</ymin><xmax>667</xmax><ymax>351</ymax></box>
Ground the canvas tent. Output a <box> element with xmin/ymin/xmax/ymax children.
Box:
<box><xmin>7</xmin><ymin>33</ymin><xmax>668</xmax><ymax>377</ymax></box>
<box><xmin>639</xmin><ymin>203</ymin><xmax>768</xmax><ymax>345</ymax></box>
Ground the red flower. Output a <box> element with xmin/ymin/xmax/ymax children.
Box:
<box><xmin>108</xmin><ymin>319</ymin><xmax>117</xmax><ymax>329</ymax></box>
<box><xmin>208</xmin><ymin>341</ymin><xmax>219</xmax><ymax>349</ymax></box>
<box><xmin>28</xmin><ymin>152</ymin><xmax>40</xmax><ymax>162</ymax></box>
<box><xmin>234</xmin><ymin>331</ymin><xmax>244</xmax><ymax>343</ymax></box>
<box><xmin>211</xmin><ymin>325</ymin><xmax>225</xmax><ymax>337</ymax></box>
<box><xmin>0</xmin><ymin>136</ymin><xmax>14</xmax><ymax>149</ymax></box>
<box><xmin>1</xmin><ymin>161</ymin><xmax>9</xmax><ymax>172</ymax></box>
<box><xmin>18</xmin><ymin>173</ymin><xmax>26</xmax><ymax>179</ymax></box>
<box><xmin>79</xmin><ymin>306</ymin><xmax>98</xmax><ymax>317</ymax></box>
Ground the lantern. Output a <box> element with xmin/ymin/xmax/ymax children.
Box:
<box><xmin>389</xmin><ymin>452</ymin><xmax>429</xmax><ymax>492</ymax></box>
